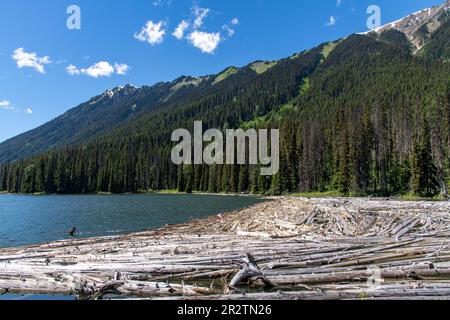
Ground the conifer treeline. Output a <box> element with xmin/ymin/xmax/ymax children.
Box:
<box><xmin>1</xmin><ymin>34</ymin><xmax>449</xmax><ymax>197</ymax></box>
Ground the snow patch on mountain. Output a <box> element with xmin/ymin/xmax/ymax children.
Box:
<box><xmin>89</xmin><ymin>85</ymin><xmax>139</xmax><ymax>105</ymax></box>
<box><xmin>360</xmin><ymin>0</ymin><xmax>450</xmax><ymax>51</ymax></box>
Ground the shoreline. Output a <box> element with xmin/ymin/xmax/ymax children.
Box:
<box><xmin>0</xmin><ymin>190</ymin><xmax>447</xmax><ymax>204</ymax></box>
<box><xmin>0</xmin><ymin>191</ymin><xmax>264</xmax><ymax>198</ymax></box>
<box><xmin>0</xmin><ymin>190</ymin><xmax>450</xmax><ymax>202</ymax></box>
<box><xmin>0</xmin><ymin>197</ymin><xmax>449</xmax><ymax>300</ymax></box>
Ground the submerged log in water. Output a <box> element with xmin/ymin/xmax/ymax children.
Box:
<box><xmin>0</xmin><ymin>197</ymin><xmax>449</xmax><ymax>300</ymax></box>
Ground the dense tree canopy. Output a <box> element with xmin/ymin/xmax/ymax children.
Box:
<box><xmin>1</xmin><ymin>23</ymin><xmax>450</xmax><ymax>198</ymax></box>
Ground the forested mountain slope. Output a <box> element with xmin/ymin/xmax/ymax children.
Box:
<box><xmin>0</xmin><ymin>84</ymin><xmax>162</xmax><ymax>163</ymax></box>
<box><xmin>364</xmin><ymin>0</ymin><xmax>450</xmax><ymax>52</ymax></box>
<box><xmin>1</xmin><ymin>2</ymin><xmax>449</xmax><ymax>197</ymax></box>
<box><xmin>0</xmin><ymin>46</ymin><xmax>321</xmax><ymax>164</ymax></box>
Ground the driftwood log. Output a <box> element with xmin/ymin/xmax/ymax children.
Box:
<box><xmin>0</xmin><ymin>197</ymin><xmax>449</xmax><ymax>300</ymax></box>
<box><xmin>229</xmin><ymin>253</ymin><xmax>273</xmax><ymax>289</ymax></box>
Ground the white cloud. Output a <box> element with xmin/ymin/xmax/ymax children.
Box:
<box><xmin>0</xmin><ymin>100</ymin><xmax>34</xmax><ymax>114</ymax></box>
<box><xmin>172</xmin><ymin>20</ymin><xmax>190</xmax><ymax>40</ymax></box>
<box><xmin>82</xmin><ymin>62</ymin><xmax>115</xmax><ymax>78</ymax></box>
<box><xmin>187</xmin><ymin>31</ymin><xmax>221</xmax><ymax>54</ymax></box>
<box><xmin>152</xmin><ymin>0</ymin><xmax>172</xmax><ymax>7</ymax></box>
<box><xmin>0</xmin><ymin>100</ymin><xmax>14</xmax><ymax>110</ymax></box>
<box><xmin>66</xmin><ymin>64</ymin><xmax>80</xmax><ymax>76</ymax></box>
<box><xmin>222</xmin><ymin>18</ymin><xmax>240</xmax><ymax>39</ymax></box>
<box><xmin>12</xmin><ymin>48</ymin><xmax>51</xmax><ymax>74</ymax></box>
<box><xmin>336</xmin><ymin>0</ymin><xmax>342</xmax><ymax>7</ymax></box>
<box><xmin>114</xmin><ymin>63</ymin><xmax>129</xmax><ymax>75</ymax></box>
<box><xmin>223</xmin><ymin>25</ymin><xmax>235</xmax><ymax>37</ymax></box>
<box><xmin>134</xmin><ymin>21</ymin><xmax>166</xmax><ymax>45</ymax></box>
<box><xmin>193</xmin><ymin>7</ymin><xmax>210</xmax><ymax>29</ymax></box>
<box><xmin>66</xmin><ymin>61</ymin><xmax>128</xmax><ymax>78</ymax></box>
<box><xmin>325</xmin><ymin>16</ymin><xmax>336</xmax><ymax>27</ymax></box>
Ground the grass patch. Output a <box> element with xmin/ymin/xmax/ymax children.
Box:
<box><xmin>213</xmin><ymin>67</ymin><xmax>239</xmax><ymax>84</ymax></box>
<box><xmin>290</xmin><ymin>50</ymin><xmax>310</xmax><ymax>60</ymax></box>
<box><xmin>321</xmin><ymin>41</ymin><xmax>340</xmax><ymax>62</ymax></box>
<box><xmin>299</xmin><ymin>77</ymin><xmax>310</xmax><ymax>95</ymax></box>
<box><xmin>240</xmin><ymin>115</ymin><xmax>270</xmax><ymax>130</ymax></box>
<box><xmin>250</xmin><ymin>61</ymin><xmax>277</xmax><ymax>74</ymax></box>
<box><xmin>240</xmin><ymin>103</ymin><xmax>296</xmax><ymax>129</ymax></box>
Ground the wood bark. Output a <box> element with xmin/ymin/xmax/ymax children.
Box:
<box><xmin>0</xmin><ymin>197</ymin><xmax>449</xmax><ymax>300</ymax></box>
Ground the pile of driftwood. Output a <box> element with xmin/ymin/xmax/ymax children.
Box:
<box><xmin>187</xmin><ymin>197</ymin><xmax>450</xmax><ymax>239</ymax></box>
<box><xmin>0</xmin><ymin>197</ymin><xmax>449</xmax><ymax>300</ymax></box>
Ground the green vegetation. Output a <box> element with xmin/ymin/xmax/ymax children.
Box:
<box><xmin>377</xmin><ymin>29</ymin><xmax>413</xmax><ymax>52</ymax></box>
<box><xmin>213</xmin><ymin>67</ymin><xmax>239</xmax><ymax>84</ymax></box>
<box><xmin>240</xmin><ymin>103</ymin><xmax>296</xmax><ymax>129</ymax></box>
<box><xmin>299</xmin><ymin>77</ymin><xmax>310</xmax><ymax>95</ymax></box>
<box><xmin>417</xmin><ymin>17</ymin><xmax>450</xmax><ymax>61</ymax></box>
<box><xmin>250</xmin><ymin>61</ymin><xmax>278</xmax><ymax>74</ymax></box>
<box><xmin>1</xmin><ymin>20</ymin><xmax>450</xmax><ymax>198</ymax></box>
<box><xmin>321</xmin><ymin>40</ymin><xmax>340</xmax><ymax>60</ymax></box>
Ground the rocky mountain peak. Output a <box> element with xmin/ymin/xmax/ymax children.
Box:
<box><xmin>366</xmin><ymin>0</ymin><xmax>450</xmax><ymax>50</ymax></box>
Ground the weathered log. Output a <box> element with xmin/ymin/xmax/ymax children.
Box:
<box><xmin>0</xmin><ymin>197</ymin><xmax>449</xmax><ymax>299</ymax></box>
<box><xmin>229</xmin><ymin>254</ymin><xmax>273</xmax><ymax>289</ymax></box>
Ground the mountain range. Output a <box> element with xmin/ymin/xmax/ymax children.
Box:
<box><xmin>1</xmin><ymin>0</ymin><xmax>449</xmax><ymax>197</ymax></box>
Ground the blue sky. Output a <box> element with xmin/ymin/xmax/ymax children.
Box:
<box><xmin>0</xmin><ymin>0</ymin><xmax>445</xmax><ymax>143</ymax></box>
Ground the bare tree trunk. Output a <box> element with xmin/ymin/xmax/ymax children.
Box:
<box><xmin>229</xmin><ymin>253</ymin><xmax>273</xmax><ymax>289</ymax></box>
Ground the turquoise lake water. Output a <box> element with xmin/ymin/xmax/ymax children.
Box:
<box><xmin>0</xmin><ymin>194</ymin><xmax>264</xmax><ymax>248</ymax></box>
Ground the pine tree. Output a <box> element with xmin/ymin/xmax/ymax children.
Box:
<box><xmin>411</xmin><ymin>115</ymin><xmax>439</xmax><ymax>196</ymax></box>
<box><xmin>353</xmin><ymin>110</ymin><xmax>374</xmax><ymax>194</ymax></box>
<box><xmin>431</xmin><ymin>99</ymin><xmax>448</xmax><ymax>197</ymax></box>
<box><xmin>374</xmin><ymin>104</ymin><xmax>390</xmax><ymax>195</ymax></box>
<box><xmin>45</xmin><ymin>155</ymin><xmax>56</xmax><ymax>193</ymax></box>
<box><xmin>387</xmin><ymin>143</ymin><xmax>401</xmax><ymax>194</ymax></box>
<box><xmin>238</xmin><ymin>165</ymin><xmax>249</xmax><ymax>192</ymax></box>
<box><xmin>56</xmin><ymin>157</ymin><xmax>67</xmax><ymax>193</ymax></box>
<box><xmin>0</xmin><ymin>166</ymin><xmax>7</xmax><ymax>191</ymax></box>
<box><xmin>446</xmin><ymin>90</ymin><xmax>450</xmax><ymax>154</ymax></box>
<box><xmin>221</xmin><ymin>165</ymin><xmax>231</xmax><ymax>193</ymax></box>
<box><xmin>411</xmin><ymin>137</ymin><xmax>422</xmax><ymax>195</ymax></box>
<box><xmin>399</xmin><ymin>158</ymin><xmax>412</xmax><ymax>193</ymax></box>
<box><xmin>270</xmin><ymin>173</ymin><xmax>282</xmax><ymax>195</ymax></box>
<box><xmin>230</xmin><ymin>165</ymin><xmax>239</xmax><ymax>193</ymax></box>
<box><xmin>336</xmin><ymin>126</ymin><xmax>351</xmax><ymax>194</ymax></box>
<box><xmin>208</xmin><ymin>165</ymin><xmax>218</xmax><ymax>193</ymax></box>
<box><xmin>250</xmin><ymin>165</ymin><xmax>261</xmax><ymax>194</ymax></box>
<box><xmin>35</xmin><ymin>158</ymin><xmax>45</xmax><ymax>193</ymax></box>
<box><xmin>184</xmin><ymin>165</ymin><xmax>193</xmax><ymax>193</ymax></box>
<box><xmin>185</xmin><ymin>176</ymin><xmax>193</xmax><ymax>193</ymax></box>
<box><xmin>177</xmin><ymin>166</ymin><xmax>185</xmax><ymax>192</ymax></box>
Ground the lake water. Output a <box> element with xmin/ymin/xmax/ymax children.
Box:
<box><xmin>0</xmin><ymin>194</ymin><xmax>264</xmax><ymax>248</ymax></box>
